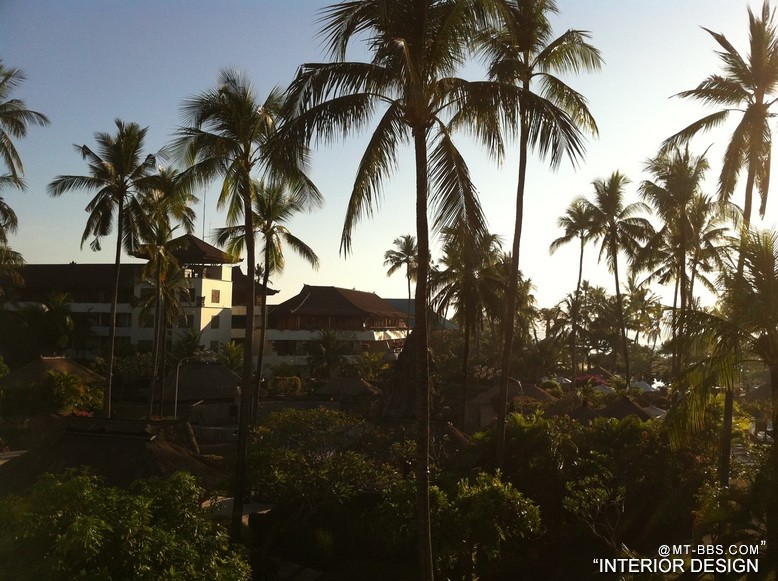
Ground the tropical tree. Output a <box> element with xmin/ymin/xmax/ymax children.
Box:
<box><xmin>679</xmin><ymin>229</ymin><xmax>778</xmax><ymax>574</ymax></box>
<box><xmin>477</xmin><ymin>0</ymin><xmax>603</xmax><ymax>465</ymax></box>
<box><xmin>580</xmin><ymin>172</ymin><xmax>651</xmax><ymax>386</ymax></box>
<box><xmin>175</xmin><ymin>68</ymin><xmax>320</xmax><ymax>539</ymax></box>
<box><xmin>280</xmin><ymin>1</ymin><xmax>503</xmax><ymax>575</ymax></box>
<box><xmin>384</xmin><ymin>234</ymin><xmax>418</xmax><ymax>325</ymax></box>
<box><xmin>0</xmin><ymin>243</ymin><xmax>23</xmax><ymax>296</ymax></box>
<box><xmin>550</xmin><ymin>199</ymin><xmax>593</xmax><ymax>385</ymax></box>
<box><xmin>134</xmin><ymin>167</ymin><xmax>198</xmax><ymax>417</ymax></box>
<box><xmin>0</xmin><ymin>59</ymin><xmax>50</xmax><ymax>183</ymax></box>
<box><xmin>431</xmin><ymin>227</ymin><xmax>504</xmax><ymax>427</ymax></box>
<box><xmin>662</xmin><ymin>3</ymin><xmax>778</xmax><ymax>486</ymax></box>
<box><xmin>214</xmin><ymin>178</ymin><xmax>319</xmax><ymax>416</ymax></box>
<box><xmin>48</xmin><ymin>119</ymin><xmax>161</xmax><ymax>418</ymax></box>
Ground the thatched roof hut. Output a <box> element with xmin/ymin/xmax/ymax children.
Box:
<box><xmin>316</xmin><ymin>377</ymin><xmax>382</xmax><ymax>398</ymax></box>
<box><xmin>599</xmin><ymin>396</ymin><xmax>652</xmax><ymax>421</ymax></box>
<box><xmin>0</xmin><ymin>417</ymin><xmax>223</xmax><ymax>495</ymax></box>
<box><xmin>0</xmin><ymin>357</ymin><xmax>103</xmax><ymax>389</ymax></box>
<box><xmin>162</xmin><ymin>362</ymin><xmax>240</xmax><ymax>403</ymax></box>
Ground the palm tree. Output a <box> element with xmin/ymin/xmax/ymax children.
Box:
<box><xmin>663</xmin><ymin>3</ymin><xmax>778</xmax><ymax>486</ymax></box>
<box><xmin>134</xmin><ymin>167</ymin><xmax>198</xmax><ymax>417</ymax></box>
<box><xmin>280</xmin><ymin>2</ymin><xmax>501</xmax><ymax>574</ymax></box>
<box><xmin>214</xmin><ymin>179</ymin><xmax>319</xmax><ymax>420</ymax></box>
<box><xmin>677</xmin><ymin>229</ymin><xmax>778</xmax><ymax>574</ymax></box>
<box><xmin>550</xmin><ymin>199</ymin><xmax>593</xmax><ymax>386</ymax></box>
<box><xmin>0</xmin><ymin>243</ymin><xmax>23</xmax><ymax>296</ymax></box>
<box><xmin>477</xmin><ymin>0</ymin><xmax>603</xmax><ymax>464</ymax></box>
<box><xmin>175</xmin><ymin>68</ymin><xmax>320</xmax><ymax>539</ymax></box>
<box><xmin>384</xmin><ymin>235</ymin><xmax>418</xmax><ymax>328</ymax></box>
<box><xmin>431</xmin><ymin>227</ymin><xmax>503</xmax><ymax>428</ymax></box>
<box><xmin>0</xmin><ymin>59</ymin><xmax>49</xmax><ymax>183</ymax></box>
<box><xmin>581</xmin><ymin>172</ymin><xmax>651</xmax><ymax>386</ymax></box>
<box><xmin>48</xmin><ymin>119</ymin><xmax>160</xmax><ymax>418</ymax></box>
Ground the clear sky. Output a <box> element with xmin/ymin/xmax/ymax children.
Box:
<box><xmin>2</xmin><ymin>0</ymin><xmax>777</xmax><ymax>307</ymax></box>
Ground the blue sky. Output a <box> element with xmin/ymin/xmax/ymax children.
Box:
<box><xmin>2</xmin><ymin>1</ymin><xmax>776</xmax><ymax>306</ymax></box>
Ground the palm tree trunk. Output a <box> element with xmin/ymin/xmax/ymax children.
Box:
<box><xmin>461</xmin><ymin>315</ymin><xmax>471</xmax><ymax>430</ymax></box>
<box><xmin>407</xmin><ymin>268</ymin><xmax>412</xmax><ymax>336</ymax></box>
<box><xmin>232</xmin><ymin>177</ymin><xmax>256</xmax><ymax>540</ymax></box>
<box><xmin>612</xmin><ymin>237</ymin><xmax>630</xmax><ymax>385</ymax></box>
<box><xmin>252</xmin><ymin>242</ymin><xmax>272</xmax><ymax>424</ymax></box>
<box><xmin>104</xmin><ymin>197</ymin><xmax>124</xmax><ymax>419</ymax></box>
<box><xmin>497</xmin><ymin>111</ymin><xmax>529</xmax><ymax>468</ymax></box>
<box><xmin>412</xmin><ymin>125</ymin><xmax>433</xmax><ymax>581</ymax></box>
<box><xmin>570</xmin><ymin>238</ymin><xmax>585</xmax><ymax>388</ymax></box>
<box><xmin>149</xmin><ymin>259</ymin><xmax>163</xmax><ymax>418</ymax></box>
<box><xmin>670</xmin><ymin>277</ymin><xmax>680</xmax><ymax>378</ymax></box>
<box><xmin>720</xmin><ymin>167</ymin><xmax>755</xmax><ymax>487</ymax></box>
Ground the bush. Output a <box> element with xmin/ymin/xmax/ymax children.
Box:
<box><xmin>268</xmin><ymin>376</ymin><xmax>303</xmax><ymax>397</ymax></box>
<box><xmin>0</xmin><ymin>471</ymin><xmax>250</xmax><ymax>580</ymax></box>
<box><xmin>0</xmin><ymin>371</ymin><xmax>102</xmax><ymax>416</ymax></box>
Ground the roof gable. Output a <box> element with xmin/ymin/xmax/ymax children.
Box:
<box><xmin>271</xmin><ymin>285</ymin><xmax>407</xmax><ymax>319</ymax></box>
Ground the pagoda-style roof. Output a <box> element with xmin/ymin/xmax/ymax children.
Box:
<box><xmin>165</xmin><ymin>234</ymin><xmax>240</xmax><ymax>266</ymax></box>
<box><xmin>270</xmin><ymin>285</ymin><xmax>407</xmax><ymax>320</ymax></box>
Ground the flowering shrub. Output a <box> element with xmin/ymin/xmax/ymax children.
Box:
<box><xmin>472</xmin><ymin>365</ymin><xmax>501</xmax><ymax>382</ymax></box>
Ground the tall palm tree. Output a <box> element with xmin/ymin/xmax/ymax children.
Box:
<box><xmin>0</xmin><ymin>243</ymin><xmax>23</xmax><ymax>296</ymax></box>
<box><xmin>384</xmin><ymin>234</ymin><xmax>418</xmax><ymax>327</ymax></box>
<box><xmin>134</xmin><ymin>167</ymin><xmax>198</xmax><ymax>417</ymax></box>
<box><xmin>678</xmin><ymin>228</ymin><xmax>778</xmax><ymax>574</ymax></box>
<box><xmin>48</xmin><ymin>119</ymin><xmax>160</xmax><ymax>418</ymax></box>
<box><xmin>280</xmin><ymin>2</ymin><xmax>498</xmax><ymax>575</ymax></box>
<box><xmin>214</xmin><ymin>179</ymin><xmax>319</xmax><ymax>420</ymax></box>
<box><xmin>431</xmin><ymin>227</ymin><xmax>503</xmax><ymax>428</ymax></box>
<box><xmin>0</xmin><ymin>59</ymin><xmax>49</xmax><ymax>184</ymax></box>
<box><xmin>550</xmin><ymin>199</ymin><xmax>593</xmax><ymax>386</ymax></box>
<box><xmin>581</xmin><ymin>172</ymin><xmax>651</xmax><ymax>386</ymax></box>
<box><xmin>477</xmin><ymin>0</ymin><xmax>602</xmax><ymax>464</ymax></box>
<box><xmin>175</xmin><ymin>69</ymin><xmax>320</xmax><ymax>539</ymax></box>
<box><xmin>663</xmin><ymin>3</ymin><xmax>778</xmax><ymax>486</ymax></box>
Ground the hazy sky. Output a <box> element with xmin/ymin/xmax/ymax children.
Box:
<box><xmin>2</xmin><ymin>0</ymin><xmax>777</xmax><ymax>306</ymax></box>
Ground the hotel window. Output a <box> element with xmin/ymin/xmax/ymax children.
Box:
<box><xmin>211</xmin><ymin>315</ymin><xmax>220</xmax><ymax>329</ymax></box>
<box><xmin>178</xmin><ymin>314</ymin><xmax>194</xmax><ymax>329</ymax></box>
<box><xmin>211</xmin><ymin>289</ymin><xmax>221</xmax><ymax>304</ymax></box>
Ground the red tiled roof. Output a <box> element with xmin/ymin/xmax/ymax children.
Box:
<box><xmin>270</xmin><ymin>285</ymin><xmax>407</xmax><ymax>320</ymax></box>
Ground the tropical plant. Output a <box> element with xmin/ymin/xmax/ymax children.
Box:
<box><xmin>281</xmin><ymin>2</ymin><xmax>497</xmax><ymax>573</ymax></box>
<box><xmin>0</xmin><ymin>59</ymin><xmax>50</xmax><ymax>183</ymax></box>
<box><xmin>0</xmin><ymin>471</ymin><xmax>250</xmax><ymax>580</ymax></box>
<box><xmin>677</xmin><ymin>228</ymin><xmax>778</xmax><ymax>573</ymax></box>
<box><xmin>214</xmin><ymin>178</ymin><xmax>319</xmax><ymax>404</ymax></box>
<box><xmin>175</xmin><ymin>68</ymin><xmax>320</xmax><ymax>537</ymax></box>
<box><xmin>431</xmin><ymin>226</ymin><xmax>504</xmax><ymax>427</ymax></box>
<box><xmin>384</xmin><ymin>234</ymin><xmax>418</xmax><ymax>323</ymax></box>
<box><xmin>477</xmin><ymin>0</ymin><xmax>603</xmax><ymax>466</ymax></box>
<box><xmin>550</xmin><ymin>199</ymin><xmax>594</xmax><ymax>386</ymax></box>
<box><xmin>580</xmin><ymin>172</ymin><xmax>651</xmax><ymax>386</ymax></box>
<box><xmin>48</xmin><ymin>119</ymin><xmax>161</xmax><ymax>418</ymax></box>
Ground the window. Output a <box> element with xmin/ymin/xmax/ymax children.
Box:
<box><xmin>210</xmin><ymin>315</ymin><xmax>220</xmax><ymax>329</ymax></box>
<box><xmin>139</xmin><ymin>313</ymin><xmax>154</xmax><ymax>328</ymax></box>
<box><xmin>116</xmin><ymin>313</ymin><xmax>132</xmax><ymax>328</ymax></box>
<box><xmin>231</xmin><ymin>314</ymin><xmax>246</xmax><ymax>329</ymax></box>
<box><xmin>177</xmin><ymin>314</ymin><xmax>194</xmax><ymax>329</ymax></box>
<box><xmin>211</xmin><ymin>289</ymin><xmax>221</xmax><ymax>304</ymax></box>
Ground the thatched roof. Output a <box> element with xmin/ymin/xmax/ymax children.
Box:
<box><xmin>0</xmin><ymin>357</ymin><xmax>104</xmax><ymax>389</ymax></box>
<box><xmin>162</xmin><ymin>362</ymin><xmax>240</xmax><ymax>402</ymax></box>
<box><xmin>0</xmin><ymin>417</ymin><xmax>223</xmax><ymax>495</ymax></box>
<box><xmin>270</xmin><ymin>285</ymin><xmax>407</xmax><ymax>320</ymax></box>
<box><xmin>469</xmin><ymin>378</ymin><xmax>557</xmax><ymax>405</ymax></box>
<box><xmin>600</xmin><ymin>396</ymin><xmax>652</xmax><ymax>421</ymax></box>
<box><xmin>316</xmin><ymin>377</ymin><xmax>382</xmax><ymax>398</ymax></box>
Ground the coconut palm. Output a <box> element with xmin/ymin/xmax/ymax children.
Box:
<box><xmin>550</xmin><ymin>199</ymin><xmax>594</xmax><ymax>386</ymax></box>
<box><xmin>581</xmin><ymin>172</ymin><xmax>651</xmax><ymax>386</ymax></box>
<box><xmin>676</xmin><ymin>228</ymin><xmax>778</xmax><ymax>573</ymax></box>
<box><xmin>384</xmin><ymin>235</ymin><xmax>418</xmax><ymax>327</ymax></box>
<box><xmin>477</xmin><ymin>0</ymin><xmax>602</xmax><ymax>464</ymax></box>
<box><xmin>431</xmin><ymin>227</ymin><xmax>504</xmax><ymax>427</ymax></box>
<box><xmin>134</xmin><ymin>167</ymin><xmax>198</xmax><ymax>417</ymax></box>
<box><xmin>48</xmin><ymin>119</ymin><xmax>160</xmax><ymax>418</ymax></box>
<box><xmin>0</xmin><ymin>60</ymin><xmax>49</xmax><ymax>183</ymax></box>
<box><xmin>214</xmin><ymin>178</ymin><xmax>319</xmax><ymax>419</ymax></box>
<box><xmin>175</xmin><ymin>70</ymin><xmax>320</xmax><ymax>538</ymax></box>
<box><xmin>281</xmin><ymin>2</ymin><xmax>499</xmax><ymax>574</ymax></box>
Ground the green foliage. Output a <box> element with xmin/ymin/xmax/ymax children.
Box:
<box><xmin>0</xmin><ymin>471</ymin><xmax>250</xmax><ymax>580</ymax></box>
<box><xmin>0</xmin><ymin>371</ymin><xmax>102</xmax><ymax>416</ymax></box>
<box><xmin>248</xmin><ymin>408</ymin><xmax>394</xmax><ymax>514</ymax></box>
<box><xmin>92</xmin><ymin>352</ymin><xmax>152</xmax><ymax>398</ymax></box>
<box><xmin>217</xmin><ymin>341</ymin><xmax>244</xmax><ymax>375</ymax></box>
<box><xmin>268</xmin><ymin>376</ymin><xmax>303</xmax><ymax>396</ymax></box>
